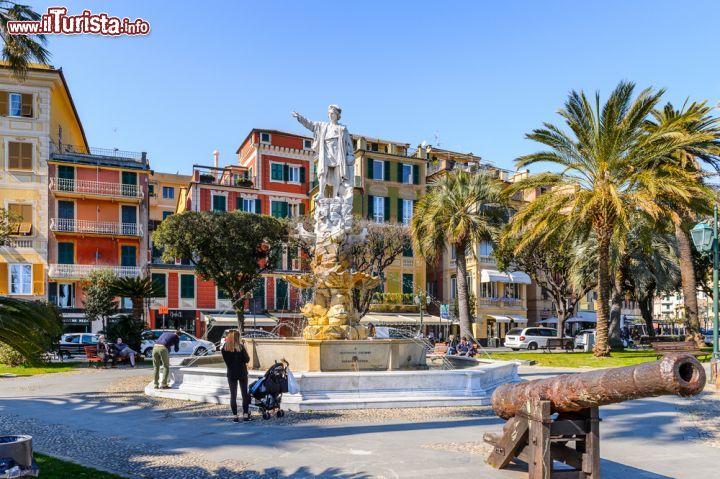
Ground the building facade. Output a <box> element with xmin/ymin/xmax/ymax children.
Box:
<box><xmin>0</xmin><ymin>66</ymin><xmax>87</xmax><ymax>313</ymax></box>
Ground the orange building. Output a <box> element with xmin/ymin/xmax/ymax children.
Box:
<box><xmin>47</xmin><ymin>147</ymin><xmax>151</xmax><ymax>332</ymax></box>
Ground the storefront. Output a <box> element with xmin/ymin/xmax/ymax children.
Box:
<box><xmin>61</xmin><ymin>313</ymin><xmax>90</xmax><ymax>334</ymax></box>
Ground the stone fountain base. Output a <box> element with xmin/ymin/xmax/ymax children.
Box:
<box><xmin>145</xmin><ymin>355</ymin><xmax>520</xmax><ymax>411</ymax></box>
<box><xmin>245</xmin><ymin>338</ymin><xmax>427</xmax><ymax>372</ymax></box>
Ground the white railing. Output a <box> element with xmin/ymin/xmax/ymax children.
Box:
<box><xmin>49</xmin><ymin>177</ymin><xmax>142</xmax><ymax>199</ymax></box>
<box><xmin>477</xmin><ymin>255</ymin><xmax>495</xmax><ymax>264</ymax></box>
<box><xmin>1</xmin><ymin>238</ymin><xmax>42</xmax><ymax>249</ymax></box>
<box><xmin>50</xmin><ymin>218</ymin><xmax>143</xmax><ymax>236</ymax></box>
<box><xmin>48</xmin><ymin>263</ymin><xmax>142</xmax><ymax>279</ymax></box>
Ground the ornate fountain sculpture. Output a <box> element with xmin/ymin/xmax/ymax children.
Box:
<box><xmin>288</xmin><ymin>105</ymin><xmax>380</xmax><ymax>340</ymax></box>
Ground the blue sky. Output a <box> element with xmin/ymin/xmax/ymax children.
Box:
<box><xmin>32</xmin><ymin>0</ymin><xmax>720</xmax><ymax>174</ymax></box>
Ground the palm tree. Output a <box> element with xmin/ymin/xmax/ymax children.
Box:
<box><xmin>647</xmin><ymin>101</ymin><xmax>720</xmax><ymax>346</ymax></box>
<box><xmin>0</xmin><ymin>2</ymin><xmax>50</xmax><ymax>78</ymax></box>
<box><xmin>507</xmin><ymin>81</ymin><xmax>714</xmax><ymax>356</ymax></box>
<box><xmin>109</xmin><ymin>276</ymin><xmax>164</xmax><ymax>323</ymax></box>
<box><xmin>412</xmin><ymin>169</ymin><xmax>507</xmax><ymax>339</ymax></box>
<box><xmin>0</xmin><ymin>297</ymin><xmax>62</xmax><ymax>364</ymax></box>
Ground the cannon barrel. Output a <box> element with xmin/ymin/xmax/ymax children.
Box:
<box><xmin>492</xmin><ymin>353</ymin><xmax>706</xmax><ymax>419</ymax></box>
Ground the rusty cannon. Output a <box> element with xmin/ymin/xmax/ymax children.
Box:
<box><xmin>484</xmin><ymin>354</ymin><xmax>706</xmax><ymax>479</ymax></box>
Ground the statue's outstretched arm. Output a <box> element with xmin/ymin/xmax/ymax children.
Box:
<box><xmin>292</xmin><ymin>111</ymin><xmax>315</xmax><ymax>132</ymax></box>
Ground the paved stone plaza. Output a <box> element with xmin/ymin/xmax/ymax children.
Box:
<box><xmin>1</xmin><ymin>366</ymin><xmax>718</xmax><ymax>478</ymax></box>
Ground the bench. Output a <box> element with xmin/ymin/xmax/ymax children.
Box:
<box><xmin>83</xmin><ymin>346</ymin><xmax>105</xmax><ymax>368</ymax></box>
<box><xmin>651</xmin><ymin>341</ymin><xmax>711</xmax><ymax>361</ymax></box>
<box><xmin>541</xmin><ymin>338</ymin><xmax>574</xmax><ymax>353</ymax></box>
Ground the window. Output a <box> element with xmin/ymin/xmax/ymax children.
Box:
<box><xmin>372</xmin><ymin>160</ymin><xmax>384</xmax><ymax>180</ymax></box>
<box><xmin>369</xmin><ymin>143</ymin><xmax>379</xmax><ymax>152</ymax></box>
<box><xmin>260</xmin><ymin>132</ymin><xmax>271</xmax><ymax>144</ymax></box>
<box><xmin>162</xmin><ymin>186</ymin><xmax>175</xmax><ymax>199</ymax></box>
<box><xmin>151</xmin><ymin>273</ymin><xmax>166</xmax><ymax>297</ymax></box>
<box><xmin>450</xmin><ymin>244</ymin><xmax>457</xmax><ymax>260</ymax></box>
<box><xmin>271</xmin><ymin>201</ymin><xmax>288</xmax><ymax>218</ymax></box>
<box><xmin>162</xmin><ymin>211</ymin><xmax>173</xmax><ymax>220</ymax></box>
<box><xmin>402</xmin><ymin>199</ymin><xmax>413</xmax><ymax>225</ymax></box>
<box><xmin>148</xmin><ymin>184</ymin><xmax>156</xmax><ymax>197</ymax></box>
<box><xmin>217</xmin><ymin>287</ymin><xmax>229</xmax><ymax>300</ymax></box>
<box><xmin>10</xmin><ymin>264</ymin><xmax>32</xmax><ymax>295</ymax></box>
<box><xmin>275</xmin><ymin>278</ymin><xmax>289</xmax><ymax>310</ymax></box>
<box><xmin>121</xmin><ymin>245</ymin><xmax>137</xmax><ymax>267</ymax></box>
<box><xmin>180</xmin><ymin>274</ymin><xmax>195</xmax><ymax>299</ymax></box>
<box><xmin>403</xmin><ymin>238</ymin><xmax>413</xmax><ymax>257</ymax></box>
<box><xmin>58</xmin><ymin>242</ymin><xmax>74</xmax><ymax>264</ymax></box>
<box><xmin>271</xmin><ymin>163</ymin><xmax>284</xmax><ymax>181</ymax></box>
<box><xmin>479</xmin><ymin>240</ymin><xmax>494</xmax><ymax>257</ymax></box>
<box><xmin>303</xmin><ymin>139</ymin><xmax>312</xmax><ymax>150</ymax></box>
<box><xmin>402</xmin><ymin>273</ymin><xmax>414</xmax><ymax>295</ymax></box>
<box><xmin>9</xmin><ymin>93</ymin><xmax>21</xmax><ymax>116</ymax></box>
<box><xmin>504</xmin><ymin>284</ymin><xmax>520</xmax><ymax>299</ymax></box>
<box><xmin>450</xmin><ymin>276</ymin><xmax>457</xmax><ymax>300</ymax></box>
<box><xmin>212</xmin><ymin>194</ymin><xmax>226</xmax><ymax>212</ymax></box>
<box><xmin>7</xmin><ymin>203</ymin><xmax>32</xmax><ymax>235</ymax></box>
<box><xmin>53</xmin><ymin>283</ymin><xmax>74</xmax><ymax>308</ymax></box>
<box><xmin>7</xmin><ymin>141</ymin><xmax>33</xmax><ymax>171</ymax></box>
<box><xmin>481</xmin><ymin>282</ymin><xmax>498</xmax><ymax>298</ymax></box>
<box><xmin>373</xmin><ymin>196</ymin><xmax>384</xmax><ymax>223</ymax></box>
<box><xmin>237</xmin><ymin>197</ymin><xmax>256</xmax><ymax>213</ymax></box>
<box><xmin>288</xmin><ymin>166</ymin><xmax>300</xmax><ymax>183</ymax></box>
<box><xmin>401</xmin><ymin>164</ymin><xmax>413</xmax><ymax>184</ymax></box>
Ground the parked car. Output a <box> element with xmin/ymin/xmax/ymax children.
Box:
<box><xmin>704</xmin><ymin>331</ymin><xmax>715</xmax><ymax>346</ymax></box>
<box><xmin>504</xmin><ymin>327</ymin><xmax>559</xmax><ymax>351</ymax></box>
<box><xmin>219</xmin><ymin>328</ymin><xmax>279</xmax><ymax>349</ymax></box>
<box><xmin>57</xmin><ymin>333</ymin><xmax>99</xmax><ymax>358</ymax></box>
<box><xmin>140</xmin><ymin>330</ymin><xmax>216</xmax><ymax>358</ymax></box>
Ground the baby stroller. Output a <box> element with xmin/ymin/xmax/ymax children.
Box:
<box><xmin>249</xmin><ymin>361</ymin><xmax>289</xmax><ymax>420</ymax></box>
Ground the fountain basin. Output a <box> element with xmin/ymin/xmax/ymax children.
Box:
<box><xmin>245</xmin><ymin>338</ymin><xmax>427</xmax><ymax>372</ymax></box>
<box><xmin>145</xmin><ymin>360</ymin><xmax>519</xmax><ymax>411</ymax></box>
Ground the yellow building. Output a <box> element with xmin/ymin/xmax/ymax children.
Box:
<box><xmin>0</xmin><ymin>65</ymin><xmax>87</xmax><ymax>300</ymax></box>
<box><xmin>420</xmin><ymin>146</ymin><xmax>533</xmax><ymax>345</ymax></box>
<box><xmin>148</xmin><ymin>171</ymin><xmax>191</xmax><ymax>226</ymax></box>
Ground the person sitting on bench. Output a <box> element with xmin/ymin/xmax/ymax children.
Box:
<box><xmin>457</xmin><ymin>337</ymin><xmax>470</xmax><ymax>356</ymax></box>
<box><xmin>97</xmin><ymin>335</ymin><xmax>115</xmax><ymax>368</ymax></box>
<box><xmin>114</xmin><ymin>337</ymin><xmax>137</xmax><ymax>367</ymax></box>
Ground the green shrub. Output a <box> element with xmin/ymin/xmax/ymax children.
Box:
<box><xmin>0</xmin><ymin>342</ymin><xmax>26</xmax><ymax>367</ymax></box>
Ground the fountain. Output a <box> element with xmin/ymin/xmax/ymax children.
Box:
<box><xmin>146</xmin><ymin>105</ymin><xmax>519</xmax><ymax>410</ymax></box>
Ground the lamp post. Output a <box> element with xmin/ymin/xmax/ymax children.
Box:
<box><xmin>690</xmin><ymin>203</ymin><xmax>719</xmax><ymax>383</ymax></box>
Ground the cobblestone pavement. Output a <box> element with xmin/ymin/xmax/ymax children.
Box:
<box><xmin>1</xmin><ymin>366</ymin><xmax>719</xmax><ymax>478</ymax></box>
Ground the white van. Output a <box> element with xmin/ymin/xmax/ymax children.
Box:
<box><xmin>504</xmin><ymin>327</ymin><xmax>558</xmax><ymax>351</ymax></box>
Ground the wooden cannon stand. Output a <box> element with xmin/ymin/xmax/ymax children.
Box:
<box><xmin>484</xmin><ymin>400</ymin><xmax>600</xmax><ymax>479</ymax></box>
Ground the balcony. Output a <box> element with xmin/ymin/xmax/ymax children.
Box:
<box><xmin>50</xmin><ymin>218</ymin><xmax>143</xmax><ymax>237</ymax></box>
<box><xmin>51</xmin><ymin>142</ymin><xmax>149</xmax><ymax>169</ymax></box>
<box><xmin>192</xmin><ymin>165</ymin><xmax>257</xmax><ymax>189</ymax></box>
<box><xmin>49</xmin><ymin>177</ymin><xmax>143</xmax><ymax>201</ymax></box>
<box><xmin>49</xmin><ymin>264</ymin><xmax>142</xmax><ymax>280</ymax></box>
<box><xmin>478</xmin><ymin>297</ymin><xmax>524</xmax><ymax>308</ymax></box>
<box><xmin>1</xmin><ymin>238</ymin><xmax>44</xmax><ymax>249</ymax></box>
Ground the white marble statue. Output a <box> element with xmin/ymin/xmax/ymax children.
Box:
<box><xmin>292</xmin><ymin>105</ymin><xmax>354</xmax><ymax>200</ymax></box>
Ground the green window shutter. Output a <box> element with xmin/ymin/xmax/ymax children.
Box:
<box><xmin>121</xmin><ymin>171</ymin><xmax>137</xmax><ymax>185</ymax></box>
<box><xmin>397</xmin><ymin>163</ymin><xmax>403</xmax><ymax>183</ymax></box>
<box><xmin>58</xmin><ymin>165</ymin><xmax>74</xmax><ymax>180</ymax></box>
<box><xmin>212</xmin><ymin>195</ymin><xmax>226</xmax><ymax>212</ymax></box>
<box><xmin>151</xmin><ymin>273</ymin><xmax>166</xmax><ymax>297</ymax></box>
<box><xmin>281</xmin><ymin>201</ymin><xmax>288</xmax><ymax>218</ymax></box>
<box><xmin>367</xmin><ymin>157</ymin><xmax>373</xmax><ymax>179</ymax></box>
<box><xmin>397</xmin><ymin>198</ymin><xmax>403</xmax><ymax>222</ymax></box>
<box><xmin>283</xmin><ymin>164</ymin><xmax>290</xmax><ymax>181</ymax></box>
<box><xmin>384</xmin><ymin>161</ymin><xmax>390</xmax><ymax>181</ymax></box>
<box><xmin>180</xmin><ymin>275</ymin><xmax>195</xmax><ymax>298</ymax></box>
<box><xmin>413</xmin><ymin>164</ymin><xmax>419</xmax><ymax>184</ymax></box>
<box><xmin>367</xmin><ymin>195</ymin><xmax>374</xmax><ymax>219</ymax></box>
<box><xmin>271</xmin><ymin>164</ymin><xmax>284</xmax><ymax>180</ymax></box>
<box><xmin>384</xmin><ymin>196</ymin><xmax>390</xmax><ymax>221</ymax></box>
<box><xmin>121</xmin><ymin>245</ymin><xmax>137</xmax><ymax>267</ymax></box>
<box><xmin>255</xmin><ymin>198</ymin><xmax>262</xmax><ymax>214</ymax></box>
<box><xmin>236</xmin><ymin>197</ymin><xmax>243</xmax><ymax>211</ymax></box>
<box><xmin>58</xmin><ymin>242</ymin><xmax>74</xmax><ymax>264</ymax></box>
<box><xmin>300</xmin><ymin>167</ymin><xmax>306</xmax><ymax>183</ymax></box>
<box><xmin>299</xmin><ymin>203</ymin><xmax>305</xmax><ymax>215</ymax></box>
<box><xmin>276</xmin><ymin>278</ymin><xmax>288</xmax><ymax>309</ymax></box>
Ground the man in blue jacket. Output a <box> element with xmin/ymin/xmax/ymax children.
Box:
<box><xmin>153</xmin><ymin>330</ymin><xmax>180</xmax><ymax>389</ymax></box>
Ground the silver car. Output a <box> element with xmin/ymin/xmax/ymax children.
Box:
<box><xmin>141</xmin><ymin>330</ymin><xmax>216</xmax><ymax>358</ymax></box>
<box><xmin>504</xmin><ymin>327</ymin><xmax>558</xmax><ymax>351</ymax></box>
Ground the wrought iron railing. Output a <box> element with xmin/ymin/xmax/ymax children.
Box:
<box><xmin>49</xmin><ymin>177</ymin><xmax>143</xmax><ymax>199</ymax></box>
<box><xmin>50</xmin><ymin>218</ymin><xmax>143</xmax><ymax>236</ymax></box>
<box><xmin>48</xmin><ymin>264</ymin><xmax>142</xmax><ymax>279</ymax></box>
<box><xmin>50</xmin><ymin>142</ymin><xmax>147</xmax><ymax>163</ymax></box>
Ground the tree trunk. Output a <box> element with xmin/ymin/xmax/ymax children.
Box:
<box><xmin>131</xmin><ymin>297</ymin><xmax>143</xmax><ymax>323</ymax></box>
<box><xmin>675</xmin><ymin>222</ymin><xmax>704</xmax><ymax>346</ymax></box>
<box><xmin>594</xmin><ymin>229</ymin><xmax>612</xmax><ymax>357</ymax></box>
<box><xmin>608</xmin><ymin>290</ymin><xmax>624</xmax><ymax>350</ymax></box>
<box><xmin>235</xmin><ymin>307</ymin><xmax>245</xmax><ymax>334</ymax></box>
<box><xmin>555</xmin><ymin>295</ymin><xmax>568</xmax><ymax>338</ymax></box>
<box><xmin>638</xmin><ymin>295</ymin><xmax>655</xmax><ymax>338</ymax></box>
<box><xmin>455</xmin><ymin>239</ymin><xmax>473</xmax><ymax>340</ymax></box>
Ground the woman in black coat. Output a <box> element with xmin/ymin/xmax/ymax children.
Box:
<box><xmin>221</xmin><ymin>330</ymin><xmax>251</xmax><ymax>422</ymax></box>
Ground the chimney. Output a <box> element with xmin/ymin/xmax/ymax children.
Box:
<box><xmin>213</xmin><ymin>150</ymin><xmax>219</xmax><ymax>169</ymax></box>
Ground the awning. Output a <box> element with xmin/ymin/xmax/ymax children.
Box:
<box><xmin>541</xmin><ymin>315</ymin><xmax>597</xmax><ymax>324</ymax></box>
<box><xmin>508</xmin><ymin>315</ymin><xmax>528</xmax><ymax>323</ymax></box>
<box><xmin>361</xmin><ymin>313</ymin><xmax>446</xmax><ymax>325</ymax></box>
<box><xmin>487</xmin><ymin>314</ymin><xmax>512</xmax><ymax>323</ymax></box>
<box><xmin>201</xmin><ymin>313</ymin><xmax>278</xmax><ymax>327</ymax></box>
<box><xmin>480</xmin><ymin>269</ymin><xmax>532</xmax><ymax>284</ymax></box>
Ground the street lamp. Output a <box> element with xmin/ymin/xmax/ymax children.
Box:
<box><xmin>690</xmin><ymin>204</ymin><xmax>719</xmax><ymax>383</ymax></box>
